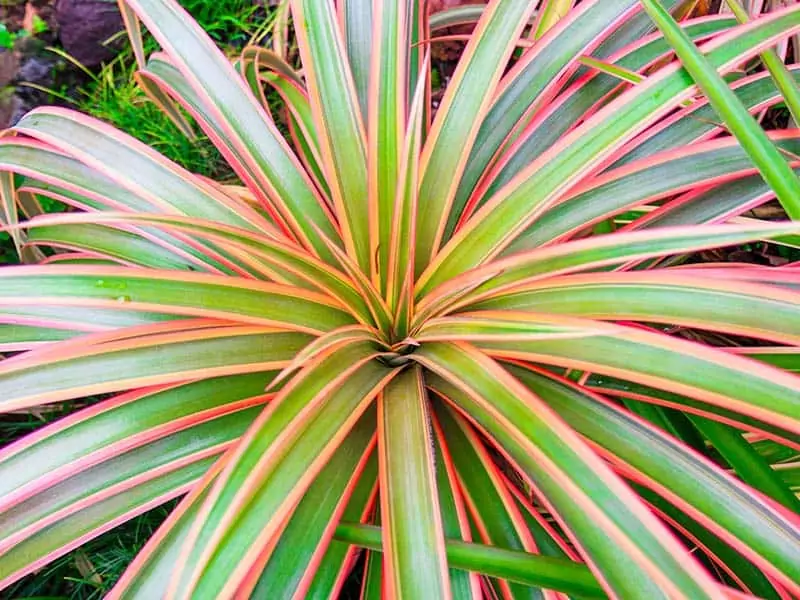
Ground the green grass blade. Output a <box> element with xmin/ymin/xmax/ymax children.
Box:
<box><xmin>334</xmin><ymin>523</ymin><xmax>604</xmax><ymax>598</ymax></box>
<box><xmin>688</xmin><ymin>415</ymin><xmax>800</xmax><ymax>512</ymax></box>
<box><xmin>640</xmin><ymin>0</ymin><xmax>800</xmax><ymax>219</ymax></box>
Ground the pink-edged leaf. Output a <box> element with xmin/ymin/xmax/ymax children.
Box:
<box><xmin>509</xmin><ymin>363</ymin><xmax>800</xmax><ymax>594</ymax></box>
<box><xmin>432</xmin><ymin>399</ymin><xmax>549</xmax><ymax>600</ymax></box>
<box><xmin>0</xmin><ymin>321</ymin><xmax>310</xmax><ymax>411</ymax></box>
<box><xmin>167</xmin><ymin>341</ymin><xmax>391</xmax><ymax>598</ymax></box>
<box><xmin>418</xmin><ymin>342</ymin><xmax>722</xmax><ymax>598</ymax></box>
<box><xmin>291</xmin><ymin>0</ymin><xmax>371</xmax><ymax>272</ymax></box>
<box><xmin>419</xmin><ymin>6</ymin><xmax>800</xmax><ymax>293</ymax></box>
<box><xmin>470</xmin><ymin>269</ymin><xmax>800</xmax><ymax>345</ymax></box>
<box><xmin>445</xmin><ymin>310</ymin><xmax>800</xmax><ymax>436</ymax></box>
<box><xmin>287</xmin><ymin>454</ymin><xmax>379</xmax><ymax>599</ymax></box>
<box><xmin>378</xmin><ymin>366</ymin><xmax>451</xmax><ymax>599</ymax></box>
<box><xmin>120</xmin><ymin>0</ymin><xmax>341</xmax><ymax>261</ymax></box>
<box><xmin>246</xmin><ymin>425</ymin><xmax>376</xmax><ymax>598</ymax></box>
<box><xmin>415</xmin><ymin>0</ymin><xmax>539</xmax><ymax>271</ymax></box>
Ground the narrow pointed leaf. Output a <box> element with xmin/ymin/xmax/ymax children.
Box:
<box><xmin>509</xmin><ymin>364</ymin><xmax>800</xmax><ymax>592</ymax></box>
<box><xmin>415</xmin><ymin>0</ymin><xmax>539</xmax><ymax>269</ymax></box>
<box><xmin>171</xmin><ymin>342</ymin><xmax>392</xmax><ymax>598</ymax></box>
<box><xmin>334</xmin><ymin>523</ymin><xmax>604</xmax><ymax>598</ymax></box>
<box><xmin>291</xmin><ymin>0</ymin><xmax>370</xmax><ymax>271</ymax></box>
<box><xmin>418</xmin><ymin>343</ymin><xmax>722</xmax><ymax>598</ymax></box>
<box><xmin>419</xmin><ymin>6</ymin><xmax>800</xmax><ymax>292</ymax></box>
<box><xmin>640</xmin><ymin>0</ymin><xmax>800</xmax><ymax>219</ymax></box>
<box><xmin>379</xmin><ymin>367</ymin><xmax>451</xmax><ymax>598</ymax></box>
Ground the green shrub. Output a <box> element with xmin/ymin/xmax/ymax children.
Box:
<box><xmin>0</xmin><ymin>0</ymin><xmax>799</xmax><ymax>597</ymax></box>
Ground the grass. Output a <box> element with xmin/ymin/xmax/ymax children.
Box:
<box><xmin>73</xmin><ymin>55</ymin><xmax>230</xmax><ymax>180</ymax></box>
<box><xmin>181</xmin><ymin>0</ymin><xmax>271</xmax><ymax>45</ymax></box>
<box><xmin>60</xmin><ymin>0</ymin><xmax>284</xmax><ymax>181</ymax></box>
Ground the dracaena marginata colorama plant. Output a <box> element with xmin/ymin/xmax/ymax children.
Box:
<box><xmin>1</xmin><ymin>0</ymin><xmax>800</xmax><ymax>597</ymax></box>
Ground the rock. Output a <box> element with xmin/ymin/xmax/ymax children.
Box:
<box><xmin>0</xmin><ymin>88</ymin><xmax>21</xmax><ymax>129</ymax></box>
<box><xmin>55</xmin><ymin>0</ymin><xmax>123</xmax><ymax>66</ymax></box>
<box><xmin>10</xmin><ymin>39</ymin><xmax>57</xmax><ymax>127</ymax></box>
<box><xmin>0</xmin><ymin>50</ymin><xmax>19</xmax><ymax>89</ymax></box>
<box><xmin>16</xmin><ymin>53</ymin><xmax>52</xmax><ymax>86</ymax></box>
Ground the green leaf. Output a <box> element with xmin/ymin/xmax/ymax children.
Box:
<box><xmin>370</xmin><ymin>0</ymin><xmax>411</xmax><ymax>290</ymax></box>
<box><xmin>635</xmin><ymin>484</ymin><xmax>783</xmax><ymax>600</ymax></box>
<box><xmin>121</xmin><ymin>0</ymin><xmax>340</xmax><ymax>260</ymax></box>
<box><xmin>302</xmin><ymin>457</ymin><xmax>378</xmax><ymax>599</ymax></box>
<box><xmin>379</xmin><ymin>367</ymin><xmax>450</xmax><ymax>598</ymax></box>
<box><xmin>429</xmin><ymin>408</ymin><xmax>481</xmax><ymax>597</ymax></box>
<box><xmin>614</xmin><ymin>66</ymin><xmax>800</xmax><ymax>167</ymax></box>
<box><xmin>334</xmin><ymin>524</ymin><xmax>604</xmax><ymax>598</ymax></box>
<box><xmin>419</xmin><ymin>343</ymin><xmax>721</xmax><ymax>597</ymax></box>
<box><xmin>425</xmin><ymin>222</ymin><xmax>800</xmax><ymax>308</ymax></box>
<box><xmin>722</xmin><ymin>0</ymin><xmax>800</xmax><ymax>125</ymax></box>
<box><xmin>0</xmin><ymin>268</ymin><xmax>354</xmax><ymax>333</ymax></box>
<box><xmin>415</xmin><ymin>0</ymin><xmax>539</xmax><ymax>271</ymax></box>
<box><xmin>450</xmin><ymin>0</ymin><xmax>644</xmax><ymax>236</ymax></box>
<box><xmin>640</xmin><ymin>0</ymin><xmax>800</xmax><ymax>219</ymax></box>
<box><xmin>341</xmin><ymin>0</ymin><xmax>373</xmax><ymax>119</ymax></box>
<box><xmin>510</xmin><ymin>365</ymin><xmax>800</xmax><ymax>589</ymax></box>
<box><xmin>479</xmin><ymin>16</ymin><xmax>737</xmax><ymax>206</ymax></box>
<box><xmin>585</xmin><ymin>373</ymin><xmax>800</xmax><ymax>454</ymax></box>
<box><xmin>0</xmin><ymin>327</ymin><xmax>310</xmax><ymax>411</ymax></box>
<box><xmin>26</xmin><ymin>224</ymin><xmax>195</xmax><ymax>270</ymax></box>
<box><xmin>253</xmin><ymin>431</ymin><xmax>376</xmax><ymax>597</ymax></box>
<box><xmin>0</xmin><ymin>413</ymin><xmax>248</xmax><ymax>582</ymax></box>
<box><xmin>111</xmin><ymin>476</ymin><xmax>218</xmax><ymax>599</ymax></box>
<box><xmin>291</xmin><ymin>0</ymin><xmax>370</xmax><ymax>272</ymax></box>
<box><xmin>688</xmin><ymin>415</ymin><xmax>800</xmax><ymax>512</ymax></box>
<box><xmin>171</xmin><ymin>342</ymin><xmax>390</xmax><ymax>598</ymax></box>
<box><xmin>14</xmin><ymin>110</ymin><xmax>271</xmax><ymax>233</ymax></box>
<box><xmin>0</xmin><ymin>373</ymin><xmax>275</xmax><ymax>502</ymax></box>
<box><xmin>472</xmin><ymin>271</ymin><xmax>800</xmax><ymax>345</ymax></box>
<box><xmin>0</xmin><ymin>455</ymin><xmax>213</xmax><ymax>589</ymax></box>
<box><xmin>420</xmin><ymin>6</ymin><xmax>800</xmax><ymax>292</ymax></box>
<box><xmin>433</xmin><ymin>400</ymin><xmax>546</xmax><ymax>599</ymax></box>
<box><xmin>462</xmin><ymin>313</ymin><xmax>800</xmax><ymax>436</ymax></box>
<box><xmin>138</xmin><ymin>50</ymin><xmax>336</xmax><ymax>258</ymax></box>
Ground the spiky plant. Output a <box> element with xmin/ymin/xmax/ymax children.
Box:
<box><xmin>1</xmin><ymin>0</ymin><xmax>800</xmax><ymax>597</ymax></box>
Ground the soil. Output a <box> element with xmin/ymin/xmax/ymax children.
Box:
<box><xmin>0</xmin><ymin>0</ymin><xmax>96</xmax><ymax>128</ymax></box>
